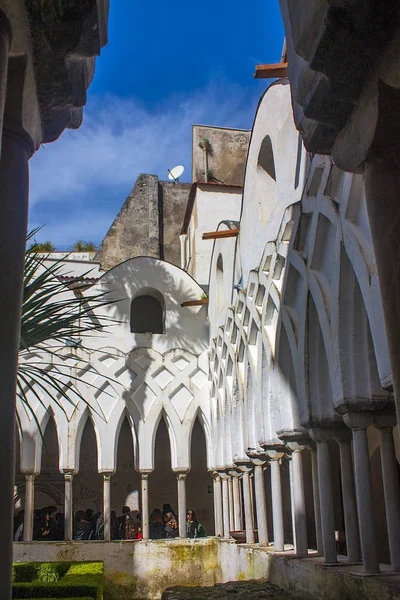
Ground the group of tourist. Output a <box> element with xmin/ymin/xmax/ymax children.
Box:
<box><xmin>13</xmin><ymin>503</ymin><xmax>205</xmax><ymax>541</ymax></box>
<box><xmin>14</xmin><ymin>506</ymin><xmax>64</xmax><ymax>542</ymax></box>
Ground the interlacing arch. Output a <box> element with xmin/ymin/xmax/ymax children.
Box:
<box><xmin>209</xmin><ymin>155</ymin><xmax>390</xmax><ymax>465</ymax></box>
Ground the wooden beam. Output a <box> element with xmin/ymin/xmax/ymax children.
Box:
<box><xmin>254</xmin><ymin>62</ymin><xmax>288</xmax><ymax>79</ymax></box>
<box><xmin>202</xmin><ymin>229</ymin><xmax>239</xmax><ymax>240</ymax></box>
<box><xmin>181</xmin><ymin>299</ymin><xmax>209</xmax><ymax>307</ymax></box>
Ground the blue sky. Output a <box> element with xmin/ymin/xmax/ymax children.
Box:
<box><xmin>29</xmin><ymin>1</ymin><xmax>284</xmax><ymax>249</ymax></box>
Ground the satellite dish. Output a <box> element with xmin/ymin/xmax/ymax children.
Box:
<box><xmin>168</xmin><ymin>165</ymin><xmax>184</xmax><ymax>182</ymax></box>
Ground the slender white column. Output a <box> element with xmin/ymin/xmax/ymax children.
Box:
<box><xmin>23</xmin><ymin>474</ymin><xmax>35</xmax><ymax>542</ymax></box>
<box><xmin>379</xmin><ymin>426</ymin><xmax>400</xmax><ymax>570</ymax></box>
<box><xmin>177</xmin><ymin>473</ymin><xmax>187</xmax><ymax>538</ymax></box>
<box><xmin>270</xmin><ymin>457</ymin><xmax>284</xmax><ymax>551</ymax></box>
<box><xmin>352</xmin><ymin>427</ymin><xmax>379</xmax><ymax>573</ymax></box>
<box><xmin>103</xmin><ymin>473</ymin><xmax>112</xmax><ymax>541</ymax></box>
<box><xmin>315</xmin><ymin>440</ymin><xmax>337</xmax><ymax>563</ymax></box>
<box><xmin>336</xmin><ymin>437</ymin><xmax>360</xmax><ymax>562</ymax></box>
<box><xmin>214</xmin><ymin>474</ymin><xmax>223</xmax><ymax>537</ymax></box>
<box><xmin>141</xmin><ymin>473</ymin><xmax>150</xmax><ymax>540</ymax></box>
<box><xmin>254</xmin><ymin>464</ymin><xmax>268</xmax><ymax>546</ymax></box>
<box><xmin>310</xmin><ymin>449</ymin><xmax>323</xmax><ymax>555</ymax></box>
<box><xmin>64</xmin><ymin>472</ymin><xmax>74</xmax><ymax>541</ymax></box>
<box><xmin>232</xmin><ymin>474</ymin><xmax>243</xmax><ymax>530</ymax></box>
<box><xmin>242</xmin><ymin>470</ymin><xmax>255</xmax><ymax>544</ymax></box>
<box><xmin>289</xmin><ymin>447</ymin><xmax>308</xmax><ymax>556</ymax></box>
<box><xmin>221</xmin><ymin>476</ymin><xmax>230</xmax><ymax>538</ymax></box>
<box><xmin>228</xmin><ymin>476</ymin><xmax>234</xmax><ymax>532</ymax></box>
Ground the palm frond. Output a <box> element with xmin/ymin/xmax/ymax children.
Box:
<box><xmin>17</xmin><ymin>242</ymin><xmax>120</xmax><ymax>420</ymax></box>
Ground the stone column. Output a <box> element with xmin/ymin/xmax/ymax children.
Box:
<box><xmin>241</xmin><ymin>468</ymin><xmax>255</xmax><ymax>544</ymax></box>
<box><xmin>310</xmin><ymin>431</ymin><xmax>337</xmax><ymax>564</ymax></box>
<box><xmin>344</xmin><ymin>413</ymin><xmax>379</xmax><ymax>573</ymax></box>
<box><xmin>23</xmin><ymin>473</ymin><xmax>36</xmax><ymax>542</ymax></box>
<box><xmin>0</xmin><ymin>27</ymin><xmax>31</xmax><ymax>595</ymax></box>
<box><xmin>253</xmin><ymin>462</ymin><xmax>268</xmax><ymax>546</ymax></box>
<box><xmin>334</xmin><ymin>433</ymin><xmax>361</xmax><ymax>562</ymax></box>
<box><xmin>287</xmin><ymin>444</ymin><xmax>308</xmax><ymax>556</ymax></box>
<box><xmin>310</xmin><ymin>448</ymin><xmax>323</xmax><ymax>555</ymax></box>
<box><xmin>364</xmin><ymin>158</ymin><xmax>400</xmax><ymax>430</ymax></box>
<box><xmin>221</xmin><ymin>474</ymin><xmax>230</xmax><ymax>538</ymax></box>
<box><xmin>377</xmin><ymin>420</ymin><xmax>400</xmax><ymax>571</ymax></box>
<box><xmin>103</xmin><ymin>473</ymin><xmax>112</xmax><ymax>542</ymax></box>
<box><xmin>177</xmin><ymin>473</ymin><xmax>187</xmax><ymax>538</ymax></box>
<box><xmin>269</xmin><ymin>454</ymin><xmax>285</xmax><ymax>552</ymax></box>
<box><xmin>141</xmin><ymin>473</ymin><xmax>150</xmax><ymax>540</ymax></box>
<box><xmin>213</xmin><ymin>473</ymin><xmax>223</xmax><ymax>537</ymax></box>
<box><xmin>231</xmin><ymin>472</ymin><xmax>243</xmax><ymax>530</ymax></box>
<box><xmin>64</xmin><ymin>471</ymin><xmax>74</xmax><ymax>541</ymax></box>
<box><xmin>228</xmin><ymin>476</ymin><xmax>235</xmax><ymax>532</ymax></box>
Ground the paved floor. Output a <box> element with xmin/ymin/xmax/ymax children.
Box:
<box><xmin>162</xmin><ymin>580</ymin><xmax>302</xmax><ymax>599</ymax></box>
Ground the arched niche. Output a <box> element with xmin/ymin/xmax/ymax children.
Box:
<box><xmin>130</xmin><ymin>287</ymin><xmax>165</xmax><ymax>334</ymax></box>
<box><xmin>113</xmin><ymin>417</ymin><xmax>140</xmax><ymax>514</ymax></box>
<box><xmin>186</xmin><ymin>418</ymin><xmax>213</xmax><ymax>536</ymax></box>
<box><xmin>148</xmin><ymin>417</ymin><xmax>177</xmax><ymax>516</ymax></box>
<box><xmin>307</xmin><ymin>294</ymin><xmax>334</xmax><ymax>421</ymax></box>
<box><xmin>216</xmin><ymin>254</ymin><xmax>224</xmax><ymax>314</ymax></box>
<box><xmin>74</xmin><ymin>417</ymin><xmax>102</xmax><ymax>514</ymax></box>
<box><xmin>258</xmin><ymin>135</ymin><xmax>276</xmax><ymax>180</ymax></box>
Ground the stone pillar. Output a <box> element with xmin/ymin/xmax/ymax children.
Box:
<box><xmin>221</xmin><ymin>475</ymin><xmax>230</xmax><ymax>538</ymax></box>
<box><xmin>344</xmin><ymin>413</ymin><xmax>379</xmax><ymax>573</ymax></box>
<box><xmin>310</xmin><ymin>449</ymin><xmax>323</xmax><ymax>555</ymax></box>
<box><xmin>310</xmin><ymin>431</ymin><xmax>337</xmax><ymax>564</ymax></box>
<box><xmin>334</xmin><ymin>434</ymin><xmax>361</xmax><ymax>562</ymax></box>
<box><xmin>269</xmin><ymin>454</ymin><xmax>285</xmax><ymax>552</ymax></box>
<box><xmin>177</xmin><ymin>473</ymin><xmax>187</xmax><ymax>538</ymax></box>
<box><xmin>64</xmin><ymin>472</ymin><xmax>74</xmax><ymax>541</ymax></box>
<box><xmin>228</xmin><ymin>476</ymin><xmax>235</xmax><ymax>532</ymax></box>
<box><xmin>377</xmin><ymin>421</ymin><xmax>400</xmax><ymax>571</ymax></box>
<box><xmin>141</xmin><ymin>473</ymin><xmax>150</xmax><ymax>540</ymax></box>
<box><xmin>103</xmin><ymin>473</ymin><xmax>112</xmax><ymax>542</ymax></box>
<box><xmin>253</xmin><ymin>462</ymin><xmax>268</xmax><ymax>546</ymax></box>
<box><xmin>287</xmin><ymin>444</ymin><xmax>308</xmax><ymax>556</ymax></box>
<box><xmin>213</xmin><ymin>473</ymin><xmax>223</xmax><ymax>537</ymax></box>
<box><xmin>231</xmin><ymin>472</ymin><xmax>243</xmax><ymax>530</ymax></box>
<box><xmin>241</xmin><ymin>469</ymin><xmax>255</xmax><ymax>544</ymax></box>
<box><xmin>0</xmin><ymin>26</ymin><xmax>31</xmax><ymax>595</ymax></box>
<box><xmin>23</xmin><ymin>473</ymin><xmax>36</xmax><ymax>542</ymax></box>
<box><xmin>364</xmin><ymin>158</ymin><xmax>400</xmax><ymax>428</ymax></box>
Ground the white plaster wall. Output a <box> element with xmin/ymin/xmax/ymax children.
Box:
<box><xmin>188</xmin><ymin>185</ymin><xmax>242</xmax><ymax>287</ymax></box>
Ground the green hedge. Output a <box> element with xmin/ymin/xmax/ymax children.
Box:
<box><xmin>12</xmin><ymin>562</ymin><xmax>103</xmax><ymax>600</ymax></box>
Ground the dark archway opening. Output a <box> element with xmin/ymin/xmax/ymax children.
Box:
<box><xmin>130</xmin><ymin>293</ymin><xmax>164</xmax><ymax>334</ymax></box>
<box><xmin>187</xmin><ymin>418</ymin><xmax>213</xmax><ymax>535</ymax></box>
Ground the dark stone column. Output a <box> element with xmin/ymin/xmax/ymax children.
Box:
<box><xmin>0</xmin><ymin>124</ymin><xmax>31</xmax><ymax>597</ymax></box>
<box><xmin>364</xmin><ymin>157</ymin><xmax>400</xmax><ymax>415</ymax></box>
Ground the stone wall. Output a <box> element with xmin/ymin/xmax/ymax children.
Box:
<box><xmin>14</xmin><ymin>539</ymin><xmax>400</xmax><ymax>600</ymax></box>
<box><xmin>95</xmin><ymin>176</ymin><xmax>190</xmax><ymax>271</ymax></box>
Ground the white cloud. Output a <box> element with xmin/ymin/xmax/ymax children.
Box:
<box><xmin>29</xmin><ymin>80</ymin><xmax>259</xmax><ymax>247</ymax></box>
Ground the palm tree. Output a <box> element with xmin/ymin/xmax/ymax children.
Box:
<box><xmin>72</xmin><ymin>240</ymin><xmax>97</xmax><ymax>252</ymax></box>
<box><xmin>17</xmin><ymin>240</ymin><xmax>114</xmax><ymax>423</ymax></box>
<box><xmin>28</xmin><ymin>241</ymin><xmax>56</xmax><ymax>252</ymax></box>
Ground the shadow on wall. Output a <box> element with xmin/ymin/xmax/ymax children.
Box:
<box><xmin>101</xmin><ymin>258</ymin><xmax>209</xmax><ymax>356</ymax></box>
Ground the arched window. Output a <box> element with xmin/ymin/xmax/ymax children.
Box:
<box><xmin>258</xmin><ymin>135</ymin><xmax>276</xmax><ymax>180</ymax></box>
<box><xmin>130</xmin><ymin>289</ymin><xmax>165</xmax><ymax>334</ymax></box>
